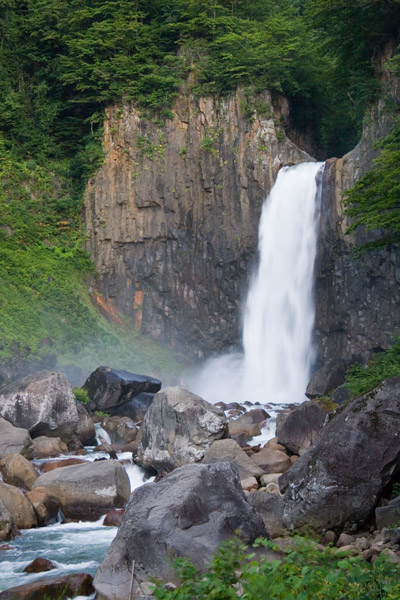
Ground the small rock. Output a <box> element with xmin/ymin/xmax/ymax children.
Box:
<box><xmin>337</xmin><ymin>533</ymin><xmax>356</xmax><ymax>548</ymax></box>
<box><xmin>241</xmin><ymin>477</ymin><xmax>258</xmax><ymax>492</ymax></box>
<box><xmin>320</xmin><ymin>530</ymin><xmax>336</xmax><ymax>546</ymax></box>
<box><xmin>0</xmin><ymin>544</ymin><xmax>12</xmax><ymax>551</ymax></box>
<box><xmin>335</xmin><ymin>544</ymin><xmax>359</xmax><ymax>556</ymax></box>
<box><xmin>260</xmin><ymin>473</ymin><xmax>282</xmax><ymax>486</ymax></box>
<box><xmin>0</xmin><ymin>482</ymin><xmax>37</xmax><ymax>530</ymax></box>
<box><xmin>250</xmin><ymin>449</ymin><xmax>292</xmax><ymax>474</ymax></box>
<box><xmin>23</xmin><ymin>557</ymin><xmax>55</xmax><ymax>573</ymax></box>
<box><xmin>0</xmin><ymin>454</ymin><xmax>38</xmax><ymax>490</ymax></box>
<box><xmin>32</xmin><ymin>436</ymin><xmax>68</xmax><ymax>459</ymax></box>
<box><xmin>362</xmin><ymin>547</ymin><xmax>380</xmax><ymax>562</ymax></box>
<box><xmin>381</xmin><ymin>548</ymin><xmax>400</xmax><ymax>564</ymax></box>
<box><xmin>104</xmin><ymin>509</ymin><xmax>125</xmax><ymax>527</ymax></box>
<box><xmin>25</xmin><ymin>487</ymin><xmax>60</xmax><ymax>527</ymax></box>
<box><xmin>264</xmin><ymin>482</ymin><xmax>281</xmax><ymax>496</ymax></box>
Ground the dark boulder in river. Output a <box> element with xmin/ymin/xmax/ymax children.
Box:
<box><xmin>93</xmin><ymin>462</ymin><xmax>267</xmax><ymax>600</ymax></box>
<box><xmin>0</xmin><ymin>371</ymin><xmax>79</xmax><ymax>442</ymax></box>
<box><xmin>83</xmin><ymin>366</ymin><xmax>161</xmax><ymax>412</ymax></box>
<box><xmin>280</xmin><ymin>377</ymin><xmax>400</xmax><ymax>532</ymax></box>
<box><xmin>32</xmin><ymin>459</ymin><xmax>130</xmax><ymax>521</ymax></box>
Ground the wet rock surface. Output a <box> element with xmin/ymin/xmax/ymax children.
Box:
<box><xmin>93</xmin><ymin>462</ymin><xmax>267</xmax><ymax>600</ymax></box>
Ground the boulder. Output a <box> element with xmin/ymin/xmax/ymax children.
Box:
<box><xmin>99</xmin><ymin>416</ymin><xmax>137</xmax><ymax>444</ymax></box>
<box><xmin>0</xmin><ymin>482</ymin><xmax>37</xmax><ymax>529</ymax></box>
<box><xmin>280</xmin><ymin>377</ymin><xmax>400</xmax><ymax>532</ymax></box>
<box><xmin>250</xmin><ymin>449</ymin><xmax>292</xmax><ymax>474</ymax></box>
<box><xmin>0</xmin><ymin>418</ymin><xmax>33</xmax><ymax>460</ymax></box>
<box><xmin>228</xmin><ymin>409</ymin><xmax>270</xmax><ymax>442</ymax></box>
<box><xmin>109</xmin><ymin>392</ymin><xmax>154</xmax><ymax>422</ymax></box>
<box><xmin>23</xmin><ymin>557</ymin><xmax>55</xmax><ymax>573</ymax></box>
<box><xmin>136</xmin><ymin>387</ymin><xmax>228</xmax><ymax>473</ymax></box>
<box><xmin>246</xmin><ymin>492</ymin><xmax>285</xmax><ymax>539</ymax></box>
<box><xmin>32</xmin><ymin>459</ymin><xmax>130</xmax><ymax>520</ymax></box>
<box><xmin>83</xmin><ymin>366</ymin><xmax>161</xmax><ymax>412</ymax></box>
<box><xmin>93</xmin><ymin>462</ymin><xmax>267</xmax><ymax>600</ymax></box>
<box><xmin>25</xmin><ymin>487</ymin><xmax>59</xmax><ymax>526</ymax></box>
<box><xmin>0</xmin><ymin>499</ymin><xmax>13</xmax><ymax>541</ymax></box>
<box><xmin>0</xmin><ymin>371</ymin><xmax>79</xmax><ymax>441</ymax></box>
<box><xmin>375</xmin><ymin>496</ymin><xmax>400</xmax><ymax>530</ymax></box>
<box><xmin>201</xmin><ymin>439</ymin><xmax>264</xmax><ymax>480</ymax></box>
<box><xmin>306</xmin><ymin>359</ymin><xmax>350</xmax><ymax>399</ymax></box>
<box><xmin>32</xmin><ymin>436</ymin><xmax>68</xmax><ymax>459</ymax></box>
<box><xmin>276</xmin><ymin>401</ymin><xmax>328</xmax><ymax>455</ymax></box>
<box><xmin>75</xmin><ymin>402</ymin><xmax>96</xmax><ymax>446</ymax></box>
<box><xmin>0</xmin><ymin>573</ymin><xmax>94</xmax><ymax>599</ymax></box>
<box><xmin>0</xmin><ymin>454</ymin><xmax>38</xmax><ymax>490</ymax></box>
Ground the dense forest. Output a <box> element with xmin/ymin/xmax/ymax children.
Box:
<box><xmin>0</xmin><ymin>0</ymin><xmax>399</xmax><ymax>377</ymax></box>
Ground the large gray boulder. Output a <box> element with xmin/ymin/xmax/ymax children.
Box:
<box><xmin>201</xmin><ymin>438</ymin><xmax>265</xmax><ymax>480</ymax></box>
<box><xmin>93</xmin><ymin>462</ymin><xmax>267</xmax><ymax>600</ymax></box>
<box><xmin>276</xmin><ymin>401</ymin><xmax>328</xmax><ymax>455</ymax></box>
<box><xmin>280</xmin><ymin>377</ymin><xmax>400</xmax><ymax>532</ymax></box>
<box><xmin>136</xmin><ymin>387</ymin><xmax>228</xmax><ymax>473</ymax></box>
<box><xmin>32</xmin><ymin>459</ymin><xmax>130</xmax><ymax>520</ymax></box>
<box><xmin>0</xmin><ymin>371</ymin><xmax>79</xmax><ymax>441</ymax></box>
<box><xmin>0</xmin><ymin>418</ymin><xmax>33</xmax><ymax>459</ymax></box>
<box><xmin>83</xmin><ymin>366</ymin><xmax>161</xmax><ymax>412</ymax></box>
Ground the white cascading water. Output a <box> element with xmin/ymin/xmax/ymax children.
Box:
<box><xmin>188</xmin><ymin>161</ymin><xmax>324</xmax><ymax>406</ymax></box>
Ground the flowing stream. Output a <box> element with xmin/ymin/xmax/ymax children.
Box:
<box><xmin>189</xmin><ymin>161</ymin><xmax>324</xmax><ymax>411</ymax></box>
<box><xmin>0</xmin><ymin>446</ymin><xmax>153</xmax><ymax>596</ymax></box>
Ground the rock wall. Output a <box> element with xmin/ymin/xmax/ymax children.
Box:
<box><xmin>85</xmin><ymin>89</ymin><xmax>312</xmax><ymax>358</ymax></box>
<box><xmin>314</xmin><ymin>62</ymin><xmax>400</xmax><ymax>367</ymax></box>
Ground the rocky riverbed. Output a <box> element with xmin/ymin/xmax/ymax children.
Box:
<box><xmin>0</xmin><ymin>367</ymin><xmax>399</xmax><ymax>599</ymax></box>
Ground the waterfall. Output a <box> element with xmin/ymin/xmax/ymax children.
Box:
<box><xmin>188</xmin><ymin>161</ymin><xmax>324</xmax><ymax>406</ymax></box>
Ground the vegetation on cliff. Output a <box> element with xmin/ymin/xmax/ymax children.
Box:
<box><xmin>0</xmin><ymin>0</ymin><xmax>399</xmax><ymax>372</ymax></box>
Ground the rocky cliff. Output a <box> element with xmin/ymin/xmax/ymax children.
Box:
<box><xmin>314</xmin><ymin>57</ymin><xmax>400</xmax><ymax>368</ymax></box>
<box><xmin>85</xmin><ymin>89</ymin><xmax>311</xmax><ymax>359</ymax></box>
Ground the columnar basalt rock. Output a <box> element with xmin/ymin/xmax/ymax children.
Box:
<box><xmin>85</xmin><ymin>90</ymin><xmax>312</xmax><ymax>358</ymax></box>
<box><xmin>314</xmin><ymin>66</ymin><xmax>400</xmax><ymax>367</ymax></box>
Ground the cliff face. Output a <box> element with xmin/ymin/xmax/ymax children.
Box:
<box><xmin>314</xmin><ymin>64</ymin><xmax>400</xmax><ymax>367</ymax></box>
<box><xmin>85</xmin><ymin>89</ymin><xmax>312</xmax><ymax>358</ymax></box>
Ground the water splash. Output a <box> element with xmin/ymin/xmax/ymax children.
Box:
<box><xmin>189</xmin><ymin>161</ymin><xmax>324</xmax><ymax>406</ymax></box>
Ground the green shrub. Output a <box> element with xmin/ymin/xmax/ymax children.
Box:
<box><xmin>73</xmin><ymin>387</ymin><xmax>90</xmax><ymax>404</ymax></box>
<box><xmin>152</xmin><ymin>537</ymin><xmax>400</xmax><ymax>600</ymax></box>
<box><xmin>344</xmin><ymin>340</ymin><xmax>400</xmax><ymax>397</ymax></box>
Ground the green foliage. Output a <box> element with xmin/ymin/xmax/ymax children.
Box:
<box><xmin>73</xmin><ymin>387</ymin><xmax>90</xmax><ymax>404</ymax></box>
<box><xmin>152</xmin><ymin>537</ymin><xmax>400</xmax><ymax>600</ymax></box>
<box><xmin>344</xmin><ymin>116</ymin><xmax>400</xmax><ymax>252</ymax></box>
<box><xmin>344</xmin><ymin>340</ymin><xmax>400</xmax><ymax>397</ymax></box>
